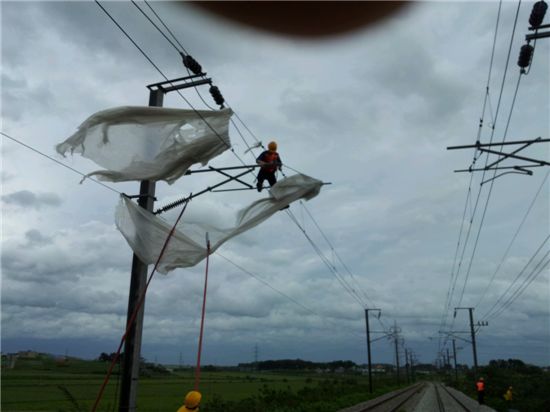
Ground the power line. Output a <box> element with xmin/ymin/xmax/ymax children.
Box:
<box><xmin>440</xmin><ymin>2</ymin><xmax>505</xmax><ymax>345</ymax></box>
<box><xmin>481</xmin><ymin>234</ymin><xmax>550</xmax><ymax>320</ymax></box>
<box><xmin>125</xmin><ymin>1</ymin><xmax>372</xmax><ymax>314</ymax></box>
<box><xmin>130</xmin><ymin>0</ymin><xmax>261</xmax><ymax>164</ymax></box>
<box><xmin>489</xmin><ymin>254</ymin><xmax>549</xmax><ymax>320</ymax></box>
<box><xmin>215</xmin><ymin>251</ymin><xmax>366</xmax><ymax>340</ymax></box>
<box><xmin>285</xmin><ymin>209</ymin><xmax>367</xmax><ymax>309</ymax></box>
<box><xmin>94</xmin><ymin>1</ymin><xmax>246</xmax><ymax>166</ymax></box>
<box><xmin>474</xmin><ymin>170</ymin><xmax>549</xmax><ymax>308</ymax></box>
<box><xmin>130</xmin><ymin>0</ymin><xmax>181</xmax><ymax>53</ymax></box>
<box><xmin>299</xmin><ymin>201</ymin><xmax>376</xmax><ymax>308</ymax></box>
<box><xmin>95</xmin><ymin>0</ymin><xmax>390</xmax><ymax>328</ymax></box>
<box><xmin>143</xmin><ymin>0</ymin><xmax>189</xmax><ymax>54</ymax></box>
<box><xmin>446</xmin><ymin>0</ymin><xmax>524</xmax><ymax>334</ymax></box>
<box><xmin>1</xmin><ymin>131</ymin><xmax>121</xmax><ymax>195</ymax></box>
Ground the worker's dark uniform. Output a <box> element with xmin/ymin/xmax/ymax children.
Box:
<box><xmin>256</xmin><ymin>150</ymin><xmax>282</xmax><ymax>191</ymax></box>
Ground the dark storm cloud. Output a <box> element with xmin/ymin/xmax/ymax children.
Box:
<box><xmin>1</xmin><ymin>223</ymin><xmax>127</xmax><ymax>283</ymax></box>
<box><xmin>1</xmin><ymin>284</ymin><xmax>126</xmax><ymax>316</ymax></box>
<box><xmin>2</xmin><ymin>190</ymin><xmax>62</xmax><ymax>209</ymax></box>
<box><xmin>1</xmin><ymin>73</ymin><xmax>55</xmax><ymax>122</ymax></box>
<box><xmin>24</xmin><ymin>229</ymin><xmax>51</xmax><ymax>245</ymax></box>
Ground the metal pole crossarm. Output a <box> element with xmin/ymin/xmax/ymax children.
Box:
<box><xmin>185</xmin><ymin>164</ymin><xmax>260</xmax><ymax>174</ymax></box>
<box><xmin>478</xmin><ymin>147</ymin><xmax>550</xmax><ymax>167</ymax></box>
<box><xmin>161</xmin><ymin>79</ymin><xmax>211</xmax><ymax>93</ymax></box>
<box><xmin>371</xmin><ymin>334</ymin><xmax>392</xmax><ymax>343</ymax></box>
<box><xmin>484</xmin><ymin>138</ymin><xmax>543</xmax><ymax>169</ymax></box>
<box><xmin>154</xmin><ymin>168</ymin><xmax>256</xmax><ymax>214</ymax></box>
<box><xmin>209</xmin><ymin>187</ymin><xmax>257</xmax><ymax>193</ymax></box>
<box><xmin>208</xmin><ymin>165</ymin><xmax>254</xmax><ymax>189</ymax></box>
<box><xmin>146</xmin><ymin>74</ymin><xmax>211</xmax><ymax>92</ymax></box>
<box><xmin>454</xmin><ymin>164</ymin><xmax>543</xmax><ymax>173</ymax></box>
<box><xmin>447</xmin><ymin>137</ymin><xmax>548</xmax><ymax>150</ymax></box>
<box><xmin>529</xmin><ymin>23</ymin><xmax>550</xmax><ymax>30</ymax></box>
<box><xmin>526</xmin><ymin>30</ymin><xmax>550</xmax><ymax>41</ymax></box>
<box><xmin>122</xmin><ymin>193</ymin><xmax>158</xmax><ymax>201</ymax></box>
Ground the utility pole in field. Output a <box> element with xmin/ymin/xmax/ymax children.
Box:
<box><xmin>118</xmin><ymin>70</ymin><xmax>216</xmax><ymax>412</ymax></box>
<box><xmin>452</xmin><ymin>339</ymin><xmax>458</xmax><ymax>383</ymax></box>
<box><xmin>454</xmin><ymin>307</ymin><xmax>487</xmax><ymax>379</ymax></box>
<box><xmin>364</xmin><ymin>308</ymin><xmax>381</xmax><ymax>393</ymax></box>
<box><xmin>390</xmin><ymin>322</ymin><xmax>402</xmax><ymax>384</ymax></box>
<box><xmin>119</xmin><ymin>88</ymin><xmax>163</xmax><ymax>412</ymax></box>
<box><xmin>404</xmin><ymin>348</ymin><xmax>410</xmax><ymax>384</ymax></box>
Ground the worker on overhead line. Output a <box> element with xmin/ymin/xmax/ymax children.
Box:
<box><xmin>177</xmin><ymin>390</ymin><xmax>202</xmax><ymax>412</ymax></box>
<box><xmin>256</xmin><ymin>140</ymin><xmax>283</xmax><ymax>192</ymax></box>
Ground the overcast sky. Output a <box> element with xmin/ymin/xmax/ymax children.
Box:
<box><xmin>1</xmin><ymin>1</ymin><xmax>549</xmax><ymax>368</ymax></box>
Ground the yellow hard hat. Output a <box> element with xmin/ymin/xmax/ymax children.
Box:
<box><xmin>184</xmin><ymin>391</ymin><xmax>202</xmax><ymax>408</ymax></box>
<box><xmin>267</xmin><ymin>141</ymin><xmax>277</xmax><ymax>151</ymax></box>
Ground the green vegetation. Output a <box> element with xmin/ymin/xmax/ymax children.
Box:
<box><xmin>445</xmin><ymin>359</ymin><xmax>550</xmax><ymax>412</ymax></box>
<box><xmin>1</xmin><ymin>354</ymin><xmax>405</xmax><ymax>412</ymax></box>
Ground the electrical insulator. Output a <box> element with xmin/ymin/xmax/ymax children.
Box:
<box><xmin>209</xmin><ymin>85</ymin><xmax>225</xmax><ymax>106</ymax></box>
<box><xmin>517</xmin><ymin>44</ymin><xmax>534</xmax><ymax>68</ymax></box>
<box><xmin>180</xmin><ymin>53</ymin><xmax>202</xmax><ymax>75</ymax></box>
<box><xmin>529</xmin><ymin>0</ymin><xmax>548</xmax><ymax>28</ymax></box>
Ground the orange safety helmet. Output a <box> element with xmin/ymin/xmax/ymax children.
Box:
<box><xmin>267</xmin><ymin>141</ymin><xmax>277</xmax><ymax>151</ymax></box>
<box><xmin>184</xmin><ymin>391</ymin><xmax>202</xmax><ymax>408</ymax></box>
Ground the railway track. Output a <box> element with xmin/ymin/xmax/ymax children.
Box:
<box><xmin>434</xmin><ymin>382</ymin><xmax>475</xmax><ymax>412</ymax></box>
<box><xmin>339</xmin><ymin>383</ymin><xmax>425</xmax><ymax>412</ymax></box>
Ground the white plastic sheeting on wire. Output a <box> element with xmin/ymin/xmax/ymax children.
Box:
<box><xmin>56</xmin><ymin>106</ymin><xmax>233</xmax><ymax>184</ymax></box>
<box><xmin>115</xmin><ymin>174</ymin><xmax>323</xmax><ymax>273</ymax></box>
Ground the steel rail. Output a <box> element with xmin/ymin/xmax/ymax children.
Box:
<box><xmin>352</xmin><ymin>383</ymin><xmax>424</xmax><ymax>412</ymax></box>
<box><xmin>436</xmin><ymin>382</ymin><xmax>473</xmax><ymax>412</ymax></box>
<box><xmin>434</xmin><ymin>383</ymin><xmax>446</xmax><ymax>412</ymax></box>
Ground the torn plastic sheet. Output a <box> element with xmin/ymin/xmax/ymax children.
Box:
<box><xmin>115</xmin><ymin>174</ymin><xmax>323</xmax><ymax>273</ymax></box>
<box><xmin>56</xmin><ymin>106</ymin><xmax>233</xmax><ymax>184</ymax></box>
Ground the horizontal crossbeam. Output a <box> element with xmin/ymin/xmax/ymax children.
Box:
<box><xmin>446</xmin><ymin>137</ymin><xmax>548</xmax><ymax>150</ymax></box>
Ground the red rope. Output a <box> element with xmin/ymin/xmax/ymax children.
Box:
<box><xmin>91</xmin><ymin>199</ymin><xmax>190</xmax><ymax>412</ymax></box>
<box><xmin>194</xmin><ymin>237</ymin><xmax>211</xmax><ymax>391</ymax></box>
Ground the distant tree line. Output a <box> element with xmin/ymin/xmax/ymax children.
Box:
<box><xmin>238</xmin><ymin>359</ymin><xmax>357</xmax><ymax>371</ymax></box>
<box><xmin>98</xmin><ymin>352</ymin><xmax>123</xmax><ymax>363</ymax></box>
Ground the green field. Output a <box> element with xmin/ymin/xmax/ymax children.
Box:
<box><xmin>1</xmin><ymin>356</ymin><xmax>402</xmax><ymax>412</ymax></box>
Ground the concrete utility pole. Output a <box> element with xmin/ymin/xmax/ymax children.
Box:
<box><xmin>364</xmin><ymin>308</ymin><xmax>381</xmax><ymax>393</ymax></box>
<box><xmin>452</xmin><ymin>339</ymin><xmax>458</xmax><ymax>383</ymax></box>
<box><xmin>410</xmin><ymin>352</ymin><xmax>416</xmax><ymax>382</ymax></box>
<box><xmin>405</xmin><ymin>348</ymin><xmax>410</xmax><ymax>384</ymax></box>
<box><xmin>118</xmin><ymin>72</ymin><xmax>214</xmax><ymax>412</ymax></box>
<box><xmin>455</xmin><ymin>307</ymin><xmax>479</xmax><ymax>378</ymax></box>
<box><xmin>119</xmin><ymin>89</ymin><xmax>163</xmax><ymax>412</ymax></box>
<box><xmin>390</xmin><ymin>322</ymin><xmax>402</xmax><ymax>384</ymax></box>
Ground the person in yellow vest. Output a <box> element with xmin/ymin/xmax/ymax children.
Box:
<box><xmin>503</xmin><ymin>385</ymin><xmax>513</xmax><ymax>402</ymax></box>
<box><xmin>476</xmin><ymin>377</ymin><xmax>485</xmax><ymax>404</ymax></box>
<box><xmin>177</xmin><ymin>390</ymin><xmax>201</xmax><ymax>412</ymax></box>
